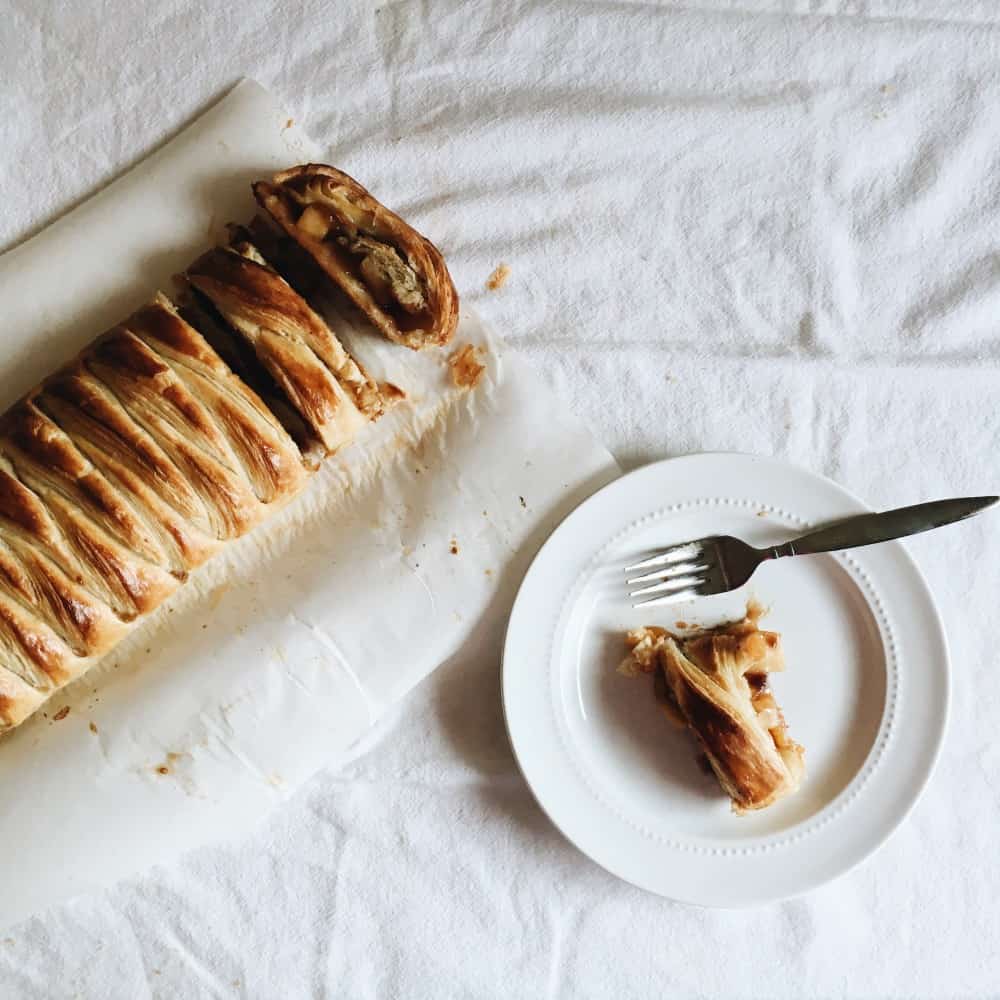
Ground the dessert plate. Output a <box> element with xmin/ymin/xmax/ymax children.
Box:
<box><xmin>501</xmin><ymin>453</ymin><xmax>949</xmax><ymax>906</ymax></box>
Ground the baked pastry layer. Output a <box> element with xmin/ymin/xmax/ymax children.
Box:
<box><xmin>0</xmin><ymin>163</ymin><xmax>461</xmax><ymax>734</ymax></box>
<box><xmin>253</xmin><ymin>165</ymin><xmax>459</xmax><ymax>350</ymax></box>
<box><xmin>0</xmin><ymin>297</ymin><xmax>309</xmax><ymax>731</ymax></box>
<box><xmin>623</xmin><ymin>605</ymin><xmax>804</xmax><ymax>812</ymax></box>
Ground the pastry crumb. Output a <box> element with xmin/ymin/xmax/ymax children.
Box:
<box><xmin>154</xmin><ymin>751</ymin><xmax>187</xmax><ymax>776</ymax></box>
<box><xmin>757</xmin><ymin>510</ymin><xmax>768</xmax><ymax>517</ymax></box>
<box><xmin>284</xmin><ymin>118</ymin><xmax>294</xmax><ymax>129</ymax></box>
<box><xmin>53</xmin><ymin>706</ymin><xmax>70</xmax><ymax>721</ymax></box>
<box><xmin>449</xmin><ymin>539</ymin><xmax>459</xmax><ymax>555</ymax></box>
<box><xmin>379</xmin><ymin>381</ymin><xmax>407</xmax><ymax>404</ymax></box>
<box><xmin>448</xmin><ymin>343</ymin><xmax>485</xmax><ymax>389</ymax></box>
<box><xmin>486</xmin><ymin>263</ymin><xmax>511</xmax><ymax>290</ymax></box>
<box><xmin>89</xmin><ymin>721</ymin><xmax>98</xmax><ymax>734</ymax></box>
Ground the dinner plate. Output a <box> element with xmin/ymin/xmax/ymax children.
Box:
<box><xmin>501</xmin><ymin>453</ymin><xmax>949</xmax><ymax>906</ymax></box>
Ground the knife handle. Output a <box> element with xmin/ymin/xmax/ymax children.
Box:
<box><xmin>771</xmin><ymin>496</ymin><xmax>998</xmax><ymax>559</ymax></box>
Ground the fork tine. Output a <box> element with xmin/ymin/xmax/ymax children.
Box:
<box><xmin>626</xmin><ymin>561</ymin><xmax>710</xmax><ymax>586</ymax></box>
<box><xmin>633</xmin><ymin>587</ymin><xmax>700</xmax><ymax>609</ymax></box>
<box><xmin>624</xmin><ymin>542</ymin><xmax>703</xmax><ymax>573</ymax></box>
<box><xmin>629</xmin><ymin>574</ymin><xmax>704</xmax><ymax>599</ymax></box>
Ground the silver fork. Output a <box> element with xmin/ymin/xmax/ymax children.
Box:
<box><xmin>625</xmin><ymin>496</ymin><xmax>997</xmax><ymax>608</ymax></box>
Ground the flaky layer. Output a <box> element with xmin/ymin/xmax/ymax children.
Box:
<box><xmin>0</xmin><ymin>161</ymin><xmax>454</xmax><ymax>734</ymax></box>
<box><xmin>185</xmin><ymin>245</ymin><xmax>372</xmax><ymax>455</ymax></box>
<box><xmin>624</xmin><ymin>609</ymin><xmax>804</xmax><ymax>813</ymax></box>
<box><xmin>253</xmin><ymin>165</ymin><xmax>459</xmax><ymax>350</ymax></box>
<box><xmin>0</xmin><ymin>295</ymin><xmax>310</xmax><ymax>732</ymax></box>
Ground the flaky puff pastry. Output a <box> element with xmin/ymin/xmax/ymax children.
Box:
<box><xmin>185</xmin><ymin>243</ymin><xmax>381</xmax><ymax>456</ymax></box>
<box><xmin>623</xmin><ymin>606</ymin><xmax>804</xmax><ymax>813</ymax></box>
<box><xmin>0</xmin><ymin>296</ymin><xmax>309</xmax><ymax>732</ymax></box>
<box><xmin>253</xmin><ymin>165</ymin><xmax>459</xmax><ymax>350</ymax></box>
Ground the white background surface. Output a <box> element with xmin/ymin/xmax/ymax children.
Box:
<box><xmin>2</xmin><ymin>1</ymin><xmax>999</xmax><ymax>997</ymax></box>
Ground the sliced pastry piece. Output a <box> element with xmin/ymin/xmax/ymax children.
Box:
<box><xmin>172</xmin><ymin>293</ymin><xmax>325</xmax><ymax>470</ymax></box>
<box><xmin>253</xmin><ymin>164</ymin><xmax>459</xmax><ymax>350</ymax></box>
<box><xmin>123</xmin><ymin>294</ymin><xmax>310</xmax><ymax>505</ymax></box>
<box><xmin>226</xmin><ymin>217</ymin><xmax>328</xmax><ymax>302</ymax></box>
<box><xmin>229</xmin><ymin>240</ymin><xmax>384</xmax><ymax>421</ymax></box>
<box><xmin>622</xmin><ymin>605</ymin><xmax>804</xmax><ymax>813</ymax></box>
<box><xmin>184</xmin><ymin>245</ymin><xmax>376</xmax><ymax>455</ymax></box>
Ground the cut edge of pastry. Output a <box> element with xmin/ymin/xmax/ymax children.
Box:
<box><xmin>227</xmin><ymin>238</ymin><xmax>385</xmax><ymax>422</ymax></box>
<box><xmin>172</xmin><ymin>284</ymin><xmax>326</xmax><ymax>471</ymax></box>
<box><xmin>182</xmin><ymin>246</ymin><xmax>368</xmax><ymax>458</ymax></box>
<box><xmin>622</xmin><ymin>605</ymin><xmax>804</xmax><ymax>813</ymax></box>
<box><xmin>252</xmin><ymin>164</ymin><xmax>459</xmax><ymax>351</ymax></box>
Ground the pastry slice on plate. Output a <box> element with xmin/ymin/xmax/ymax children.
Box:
<box><xmin>253</xmin><ymin>164</ymin><xmax>459</xmax><ymax>350</ymax></box>
<box><xmin>623</xmin><ymin>605</ymin><xmax>804</xmax><ymax>812</ymax></box>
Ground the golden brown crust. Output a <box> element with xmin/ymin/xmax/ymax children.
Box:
<box><xmin>0</xmin><ymin>666</ymin><xmax>47</xmax><ymax>730</ymax></box>
<box><xmin>448</xmin><ymin>344</ymin><xmax>485</xmax><ymax>390</ymax></box>
<box><xmin>624</xmin><ymin>610</ymin><xmax>804</xmax><ymax>813</ymax></box>
<box><xmin>83</xmin><ymin>328</ymin><xmax>266</xmax><ymax>540</ymax></box>
<box><xmin>126</xmin><ymin>295</ymin><xmax>309</xmax><ymax>505</ymax></box>
<box><xmin>0</xmin><ymin>161</ymin><xmax>445</xmax><ymax>734</ymax></box>
<box><xmin>253</xmin><ymin>164</ymin><xmax>459</xmax><ymax>350</ymax></box>
<box><xmin>36</xmin><ymin>367</ymin><xmax>220</xmax><ymax>572</ymax></box>
<box><xmin>185</xmin><ymin>247</ymin><xmax>370</xmax><ymax>455</ymax></box>
<box><xmin>0</xmin><ymin>400</ymin><xmax>181</xmax><ymax>620</ymax></box>
<box><xmin>0</xmin><ymin>285</ymin><xmax>330</xmax><ymax>734</ymax></box>
<box><xmin>228</xmin><ymin>240</ymin><xmax>385</xmax><ymax>422</ymax></box>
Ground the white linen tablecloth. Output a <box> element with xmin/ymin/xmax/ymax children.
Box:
<box><xmin>2</xmin><ymin>1</ymin><xmax>999</xmax><ymax>996</ymax></box>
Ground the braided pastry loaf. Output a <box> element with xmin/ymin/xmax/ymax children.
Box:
<box><xmin>0</xmin><ymin>166</ymin><xmax>457</xmax><ymax>733</ymax></box>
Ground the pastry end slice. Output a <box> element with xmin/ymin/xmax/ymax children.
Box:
<box><xmin>253</xmin><ymin>164</ymin><xmax>459</xmax><ymax>351</ymax></box>
<box><xmin>623</xmin><ymin>605</ymin><xmax>804</xmax><ymax>813</ymax></box>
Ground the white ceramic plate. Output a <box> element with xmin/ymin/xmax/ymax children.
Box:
<box><xmin>502</xmin><ymin>454</ymin><xmax>949</xmax><ymax>907</ymax></box>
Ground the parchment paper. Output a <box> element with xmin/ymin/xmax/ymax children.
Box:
<box><xmin>0</xmin><ymin>80</ymin><xmax>617</xmax><ymax>929</ymax></box>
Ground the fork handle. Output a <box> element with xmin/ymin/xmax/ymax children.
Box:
<box><xmin>769</xmin><ymin>496</ymin><xmax>998</xmax><ymax>559</ymax></box>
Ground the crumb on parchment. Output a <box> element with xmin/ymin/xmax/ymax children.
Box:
<box><xmin>449</xmin><ymin>539</ymin><xmax>459</xmax><ymax>555</ymax></box>
<box><xmin>448</xmin><ymin>343</ymin><xmax>485</xmax><ymax>390</ymax></box>
<box><xmin>486</xmin><ymin>263</ymin><xmax>511</xmax><ymax>290</ymax></box>
<box><xmin>89</xmin><ymin>721</ymin><xmax>98</xmax><ymax>734</ymax></box>
<box><xmin>53</xmin><ymin>706</ymin><xmax>69</xmax><ymax>721</ymax></box>
<box><xmin>154</xmin><ymin>751</ymin><xmax>187</xmax><ymax>776</ymax></box>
